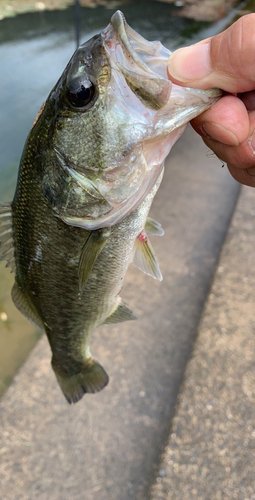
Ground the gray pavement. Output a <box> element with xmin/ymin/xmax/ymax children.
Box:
<box><xmin>151</xmin><ymin>184</ymin><xmax>255</xmax><ymax>500</ymax></box>
<box><xmin>0</xmin><ymin>126</ymin><xmax>240</xmax><ymax>500</ymax></box>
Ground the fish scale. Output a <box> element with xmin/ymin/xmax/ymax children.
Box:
<box><xmin>0</xmin><ymin>11</ymin><xmax>221</xmax><ymax>403</ymax></box>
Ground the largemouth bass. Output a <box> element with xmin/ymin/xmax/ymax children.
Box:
<box><xmin>0</xmin><ymin>11</ymin><xmax>221</xmax><ymax>404</ymax></box>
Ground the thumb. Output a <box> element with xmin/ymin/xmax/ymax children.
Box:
<box><xmin>167</xmin><ymin>14</ymin><xmax>255</xmax><ymax>93</ymax></box>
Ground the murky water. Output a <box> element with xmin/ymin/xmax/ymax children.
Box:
<box><xmin>0</xmin><ymin>0</ymin><xmax>240</xmax><ymax>396</ymax></box>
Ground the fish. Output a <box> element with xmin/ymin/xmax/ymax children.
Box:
<box><xmin>0</xmin><ymin>11</ymin><xmax>221</xmax><ymax>404</ymax></box>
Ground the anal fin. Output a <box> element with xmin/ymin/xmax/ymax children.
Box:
<box><xmin>11</xmin><ymin>282</ymin><xmax>44</xmax><ymax>330</ymax></box>
<box><xmin>103</xmin><ymin>298</ymin><xmax>137</xmax><ymax>324</ymax></box>
<box><xmin>78</xmin><ymin>228</ymin><xmax>110</xmax><ymax>292</ymax></box>
<box><xmin>0</xmin><ymin>202</ymin><xmax>15</xmax><ymax>273</ymax></box>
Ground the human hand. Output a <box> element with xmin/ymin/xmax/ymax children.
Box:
<box><xmin>167</xmin><ymin>14</ymin><xmax>255</xmax><ymax>187</ymax></box>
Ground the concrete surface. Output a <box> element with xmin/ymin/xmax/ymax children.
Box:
<box><xmin>151</xmin><ymin>185</ymin><xmax>255</xmax><ymax>500</ymax></box>
<box><xmin>0</xmin><ymin>126</ymin><xmax>240</xmax><ymax>500</ymax></box>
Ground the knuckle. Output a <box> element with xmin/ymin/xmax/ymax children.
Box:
<box><xmin>210</xmin><ymin>14</ymin><xmax>255</xmax><ymax>89</ymax></box>
<box><xmin>231</xmin><ymin>16</ymin><xmax>255</xmax><ymax>78</ymax></box>
<box><xmin>228</xmin><ymin>164</ymin><xmax>255</xmax><ymax>187</ymax></box>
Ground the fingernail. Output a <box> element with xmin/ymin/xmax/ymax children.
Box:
<box><xmin>168</xmin><ymin>43</ymin><xmax>211</xmax><ymax>82</ymax></box>
<box><xmin>201</xmin><ymin>123</ymin><xmax>239</xmax><ymax>146</ymax></box>
<box><xmin>248</xmin><ymin>129</ymin><xmax>255</xmax><ymax>156</ymax></box>
<box><xmin>247</xmin><ymin>167</ymin><xmax>255</xmax><ymax>176</ymax></box>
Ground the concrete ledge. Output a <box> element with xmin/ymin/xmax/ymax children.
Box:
<box><xmin>151</xmin><ymin>185</ymin><xmax>255</xmax><ymax>500</ymax></box>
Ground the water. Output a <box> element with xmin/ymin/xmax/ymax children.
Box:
<box><xmin>0</xmin><ymin>0</ymin><xmax>238</xmax><ymax>395</ymax></box>
<box><xmin>0</xmin><ymin>1</ymin><xmax>213</xmax><ymax>178</ymax></box>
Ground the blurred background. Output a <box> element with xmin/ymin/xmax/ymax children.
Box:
<box><xmin>0</xmin><ymin>1</ymin><xmax>254</xmax><ymax>499</ymax></box>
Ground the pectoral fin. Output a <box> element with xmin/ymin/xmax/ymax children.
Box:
<box><xmin>78</xmin><ymin>228</ymin><xmax>110</xmax><ymax>292</ymax></box>
<box><xmin>0</xmin><ymin>202</ymin><xmax>15</xmax><ymax>273</ymax></box>
<box><xmin>132</xmin><ymin>231</ymin><xmax>162</xmax><ymax>281</ymax></box>
<box><xmin>11</xmin><ymin>282</ymin><xmax>44</xmax><ymax>330</ymax></box>
<box><xmin>104</xmin><ymin>298</ymin><xmax>137</xmax><ymax>324</ymax></box>
<box><xmin>145</xmin><ymin>217</ymin><xmax>164</xmax><ymax>236</ymax></box>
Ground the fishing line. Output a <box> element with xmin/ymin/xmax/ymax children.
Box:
<box><xmin>74</xmin><ymin>0</ymin><xmax>81</xmax><ymax>49</ymax></box>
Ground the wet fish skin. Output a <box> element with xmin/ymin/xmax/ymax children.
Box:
<box><xmin>12</xmin><ymin>157</ymin><xmax>162</xmax><ymax>403</ymax></box>
<box><xmin>0</xmin><ymin>11</ymin><xmax>221</xmax><ymax>403</ymax></box>
<box><xmin>10</xmin><ymin>102</ymin><xmax>163</xmax><ymax>402</ymax></box>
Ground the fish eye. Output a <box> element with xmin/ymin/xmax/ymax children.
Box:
<box><xmin>67</xmin><ymin>77</ymin><xmax>96</xmax><ymax>109</ymax></box>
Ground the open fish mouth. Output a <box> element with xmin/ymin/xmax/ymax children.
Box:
<box><xmin>102</xmin><ymin>10</ymin><xmax>173</xmax><ymax>111</ymax></box>
<box><xmin>102</xmin><ymin>10</ymin><xmax>221</xmax><ymax>123</ymax></box>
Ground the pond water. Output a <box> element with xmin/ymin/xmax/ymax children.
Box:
<box><xmin>0</xmin><ymin>0</ymin><xmax>241</xmax><ymax>396</ymax></box>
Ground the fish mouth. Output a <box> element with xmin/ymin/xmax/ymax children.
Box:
<box><xmin>102</xmin><ymin>11</ymin><xmax>172</xmax><ymax>110</ymax></box>
<box><xmin>108</xmin><ymin>11</ymin><xmax>170</xmax><ymax>81</ymax></box>
<box><xmin>108</xmin><ymin>11</ymin><xmax>159</xmax><ymax>75</ymax></box>
<box><xmin>102</xmin><ymin>11</ymin><xmax>221</xmax><ymax>127</ymax></box>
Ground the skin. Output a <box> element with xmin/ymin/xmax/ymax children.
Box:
<box><xmin>167</xmin><ymin>14</ymin><xmax>255</xmax><ymax>188</ymax></box>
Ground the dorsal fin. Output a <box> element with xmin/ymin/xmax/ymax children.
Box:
<box><xmin>0</xmin><ymin>202</ymin><xmax>15</xmax><ymax>273</ymax></box>
<box><xmin>78</xmin><ymin>228</ymin><xmax>110</xmax><ymax>292</ymax></box>
<box><xmin>132</xmin><ymin>231</ymin><xmax>162</xmax><ymax>281</ymax></box>
<box><xmin>103</xmin><ymin>298</ymin><xmax>137</xmax><ymax>324</ymax></box>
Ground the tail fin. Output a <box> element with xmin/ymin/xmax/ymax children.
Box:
<box><xmin>52</xmin><ymin>358</ymin><xmax>109</xmax><ymax>404</ymax></box>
